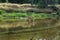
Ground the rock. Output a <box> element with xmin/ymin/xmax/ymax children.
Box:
<box><xmin>0</xmin><ymin>3</ymin><xmax>53</xmax><ymax>13</ymax></box>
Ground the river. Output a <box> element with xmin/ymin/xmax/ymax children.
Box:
<box><xmin>0</xmin><ymin>28</ymin><xmax>59</xmax><ymax>40</ymax></box>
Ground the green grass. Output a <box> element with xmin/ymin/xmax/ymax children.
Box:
<box><xmin>32</xmin><ymin>13</ymin><xmax>50</xmax><ymax>19</ymax></box>
<box><xmin>1</xmin><ymin>12</ymin><xmax>51</xmax><ymax>19</ymax></box>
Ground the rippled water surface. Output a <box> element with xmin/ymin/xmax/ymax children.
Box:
<box><xmin>0</xmin><ymin>29</ymin><xmax>59</xmax><ymax>40</ymax></box>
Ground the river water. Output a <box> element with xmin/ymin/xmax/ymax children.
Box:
<box><xmin>0</xmin><ymin>29</ymin><xmax>58</xmax><ymax>40</ymax></box>
<box><xmin>0</xmin><ymin>31</ymin><xmax>42</xmax><ymax>40</ymax></box>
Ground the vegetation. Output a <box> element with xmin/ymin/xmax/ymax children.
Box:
<box><xmin>0</xmin><ymin>10</ymin><xmax>6</xmax><ymax>14</ymax></box>
<box><xmin>0</xmin><ymin>12</ymin><xmax>52</xmax><ymax>19</ymax></box>
<box><xmin>6</xmin><ymin>0</ymin><xmax>8</xmax><ymax>3</ymax></box>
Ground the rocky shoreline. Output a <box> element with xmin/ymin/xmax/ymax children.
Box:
<box><xmin>0</xmin><ymin>3</ymin><xmax>53</xmax><ymax>13</ymax></box>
